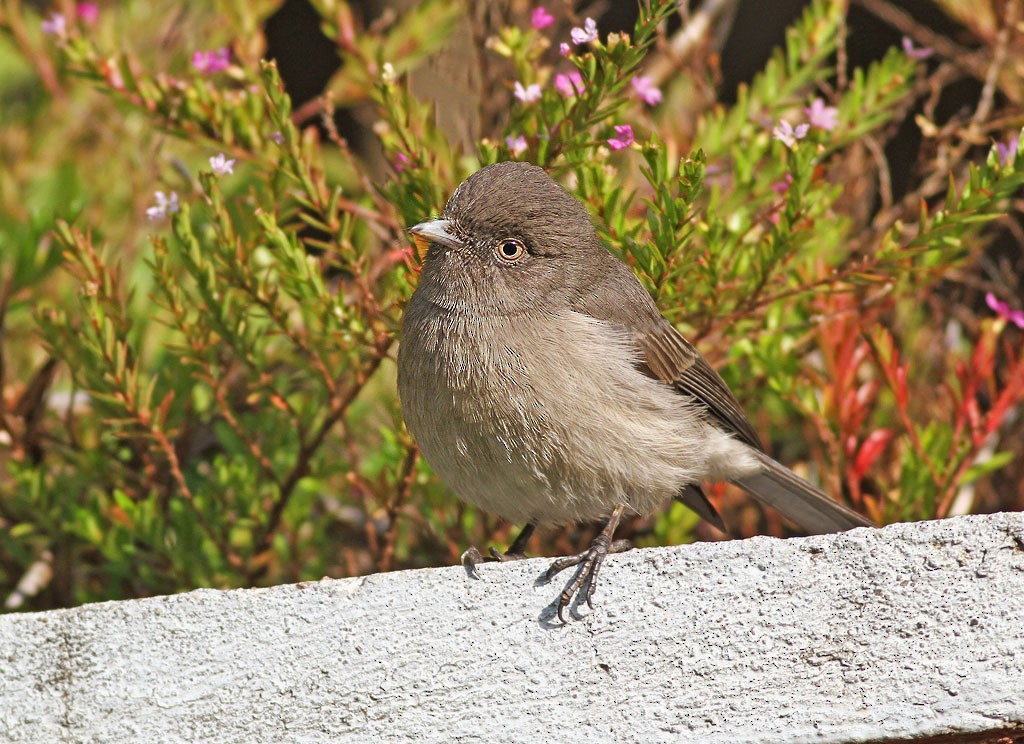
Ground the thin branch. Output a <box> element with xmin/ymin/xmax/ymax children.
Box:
<box><xmin>854</xmin><ymin>0</ymin><xmax>988</xmax><ymax>82</ymax></box>
<box><xmin>248</xmin><ymin>334</ymin><xmax>392</xmax><ymax>579</ymax></box>
<box><xmin>377</xmin><ymin>445</ymin><xmax>419</xmax><ymax>573</ymax></box>
<box><xmin>862</xmin><ymin>135</ymin><xmax>894</xmax><ymax>214</ymax></box>
<box><xmin>644</xmin><ymin>0</ymin><xmax>740</xmax><ymax>86</ymax></box>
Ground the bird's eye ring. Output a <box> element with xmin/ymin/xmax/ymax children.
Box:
<box><xmin>496</xmin><ymin>238</ymin><xmax>526</xmax><ymax>263</ymax></box>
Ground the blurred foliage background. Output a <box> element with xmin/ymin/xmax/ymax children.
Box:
<box><xmin>0</xmin><ymin>0</ymin><xmax>1022</xmax><ymax>612</ymax></box>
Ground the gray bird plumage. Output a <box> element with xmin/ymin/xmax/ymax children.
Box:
<box><xmin>397</xmin><ymin>161</ymin><xmax>873</xmax><ymax>619</ymax></box>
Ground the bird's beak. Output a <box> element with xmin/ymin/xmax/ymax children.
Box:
<box><xmin>409</xmin><ymin>219</ymin><xmax>463</xmax><ymax>252</ymax></box>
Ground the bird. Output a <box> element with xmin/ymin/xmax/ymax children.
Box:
<box><xmin>397</xmin><ymin>161</ymin><xmax>874</xmax><ymax>622</ymax></box>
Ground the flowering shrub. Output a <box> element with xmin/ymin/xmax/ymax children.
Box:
<box><xmin>0</xmin><ymin>1</ymin><xmax>1022</xmax><ymax>611</ymax></box>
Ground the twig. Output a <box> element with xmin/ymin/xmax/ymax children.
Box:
<box><xmin>250</xmin><ymin>335</ymin><xmax>391</xmax><ymax>578</ymax></box>
<box><xmin>0</xmin><ymin>0</ymin><xmax>63</xmax><ymax>96</ymax></box>
<box><xmin>644</xmin><ymin>0</ymin><xmax>740</xmax><ymax>86</ymax></box>
<box><xmin>967</xmin><ymin>0</ymin><xmax>1019</xmax><ymax>132</ymax></box>
<box><xmin>853</xmin><ymin>0</ymin><xmax>987</xmax><ymax>81</ymax></box>
<box><xmin>861</xmin><ymin>134</ymin><xmax>894</xmax><ymax>213</ymax></box>
<box><xmin>0</xmin><ymin>274</ymin><xmax>11</xmax><ymax>435</ymax></box>
<box><xmin>376</xmin><ymin>445</ymin><xmax>419</xmax><ymax>573</ymax></box>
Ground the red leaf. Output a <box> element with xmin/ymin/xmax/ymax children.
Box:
<box><xmin>853</xmin><ymin>428</ymin><xmax>895</xmax><ymax>480</ymax></box>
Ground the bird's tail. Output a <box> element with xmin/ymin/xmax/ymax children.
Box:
<box><xmin>732</xmin><ymin>449</ymin><xmax>875</xmax><ymax>534</ymax></box>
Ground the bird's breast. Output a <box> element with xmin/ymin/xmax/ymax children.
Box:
<box><xmin>397</xmin><ymin>304</ymin><xmax>725</xmax><ymax>524</ymax></box>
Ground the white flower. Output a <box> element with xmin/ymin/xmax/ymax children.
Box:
<box><xmin>772</xmin><ymin>120</ymin><xmax>809</xmax><ymax>149</ymax></box>
<box><xmin>209</xmin><ymin>153</ymin><xmax>235</xmax><ymax>175</ymax></box>
<box><xmin>146</xmin><ymin>191</ymin><xmax>180</xmax><ymax>220</ymax></box>
<box><xmin>513</xmin><ymin>82</ymin><xmax>542</xmax><ymax>103</ymax></box>
<box><xmin>570</xmin><ymin>17</ymin><xmax>598</xmax><ymax>45</ymax></box>
<box><xmin>41</xmin><ymin>13</ymin><xmax>67</xmax><ymax>38</ymax></box>
<box><xmin>505</xmin><ymin>135</ymin><xmax>528</xmax><ymax>156</ymax></box>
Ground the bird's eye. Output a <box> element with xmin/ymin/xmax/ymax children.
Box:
<box><xmin>495</xmin><ymin>238</ymin><xmax>526</xmax><ymax>263</ymax></box>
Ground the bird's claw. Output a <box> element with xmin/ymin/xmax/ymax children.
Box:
<box><xmin>461</xmin><ymin>547</ymin><xmax>485</xmax><ymax>578</ymax></box>
<box><xmin>462</xmin><ymin>545</ymin><xmax>529</xmax><ymax>579</ymax></box>
<box><xmin>545</xmin><ymin>536</ymin><xmax>632</xmax><ymax>623</ymax></box>
<box><xmin>489</xmin><ymin>546</ymin><xmax>527</xmax><ymax>562</ymax></box>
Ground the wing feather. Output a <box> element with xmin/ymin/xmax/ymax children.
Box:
<box><xmin>569</xmin><ymin>263</ymin><xmax>762</xmax><ymax>451</ymax></box>
<box><xmin>635</xmin><ymin>320</ymin><xmax>763</xmax><ymax>450</ymax></box>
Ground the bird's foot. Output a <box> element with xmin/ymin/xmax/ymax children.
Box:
<box><xmin>461</xmin><ymin>545</ymin><xmax>529</xmax><ymax>579</ymax></box>
<box><xmin>544</xmin><ymin>535</ymin><xmax>632</xmax><ymax>623</ymax></box>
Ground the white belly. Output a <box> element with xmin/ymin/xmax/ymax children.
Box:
<box><xmin>397</xmin><ymin>308</ymin><xmax>755</xmax><ymax>526</ymax></box>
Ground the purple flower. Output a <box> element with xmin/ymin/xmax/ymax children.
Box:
<box><xmin>41</xmin><ymin>13</ymin><xmax>66</xmax><ymax>37</ymax></box>
<box><xmin>986</xmin><ymin>293</ymin><xmax>1024</xmax><ymax>328</ymax></box>
<box><xmin>531</xmin><ymin>6</ymin><xmax>555</xmax><ymax>30</ymax></box>
<box><xmin>631</xmin><ymin>76</ymin><xmax>663</xmax><ymax>106</ymax></box>
<box><xmin>570</xmin><ymin>17</ymin><xmax>598</xmax><ymax>45</ymax></box>
<box><xmin>804</xmin><ymin>98</ymin><xmax>838</xmax><ymax>131</ymax></box>
<box><xmin>901</xmin><ymin>36</ymin><xmax>933</xmax><ymax>61</ymax></box>
<box><xmin>506</xmin><ymin>135</ymin><xmax>528</xmax><ymax>156</ymax></box>
<box><xmin>270</xmin><ymin>130</ymin><xmax>285</xmax><ymax>145</ymax></box>
<box><xmin>192</xmin><ymin>47</ymin><xmax>231</xmax><ymax>75</ymax></box>
<box><xmin>559</xmin><ymin>42</ymin><xmax>571</xmax><ymax>57</ymax></box>
<box><xmin>554</xmin><ymin>71</ymin><xmax>585</xmax><ymax>97</ymax></box>
<box><xmin>607</xmin><ymin>124</ymin><xmax>635</xmax><ymax>151</ymax></box>
<box><xmin>772</xmin><ymin>120</ymin><xmax>809</xmax><ymax>149</ymax></box>
<box><xmin>770</xmin><ymin>173</ymin><xmax>794</xmax><ymax>194</ymax></box>
<box><xmin>995</xmin><ymin>136</ymin><xmax>1019</xmax><ymax>167</ymax></box>
<box><xmin>209</xmin><ymin>153</ymin><xmax>235</xmax><ymax>175</ymax></box>
<box><xmin>513</xmin><ymin>81</ymin><xmax>542</xmax><ymax>103</ymax></box>
<box><xmin>393</xmin><ymin>152</ymin><xmax>410</xmax><ymax>173</ymax></box>
<box><xmin>146</xmin><ymin>191</ymin><xmax>180</xmax><ymax>221</ymax></box>
<box><xmin>211</xmin><ymin>48</ymin><xmax>231</xmax><ymax>71</ymax></box>
<box><xmin>76</xmin><ymin>3</ymin><xmax>99</xmax><ymax>25</ymax></box>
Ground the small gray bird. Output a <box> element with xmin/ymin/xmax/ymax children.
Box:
<box><xmin>398</xmin><ymin>161</ymin><xmax>874</xmax><ymax>621</ymax></box>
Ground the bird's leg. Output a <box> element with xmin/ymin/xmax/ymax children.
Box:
<box><xmin>461</xmin><ymin>522</ymin><xmax>537</xmax><ymax>578</ymax></box>
<box><xmin>545</xmin><ymin>504</ymin><xmax>632</xmax><ymax>623</ymax></box>
<box><xmin>489</xmin><ymin>522</ymin><xmax>535</xmax><ymax>561</ymax></box>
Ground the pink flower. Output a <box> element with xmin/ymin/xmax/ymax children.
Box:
<box><xmin>41</xmin><ymin>13</ymin><xmax>66</xmax><ymax>37</ymax></box>
<box><xmin>393</xmin><ymin>152</ymin><xmax>410</xmax><ymax>173</ymax></box>
<box><xmin>209</xmin><ymin>153</ymin><xmax>235</xmax><ymax>175</ymax></box>
<box><xmin>901</xmin><ymin>36</ymin><xmax>933</xmax><ymax>60</ymax></box>
<box><xmin>985</xmin><ymin>293</ymin><xmax>1024</xmax><ymax>328</ymax></box>
<box><xmin>631</xmin><ymin>76</ymin><xmax>662</xmax><ymax>106</ymax></box>
<box><xmin>146</xmin><ymin>191</ymin><xmax>180</xmax><ymax>221</ymax></box>
<box><xmin>192</xmin><ymin>47</ymin><xmax>231</xmax><ymax>75</ymax></box>
<box><xmin>996</xmin><ymin>136</ymin><xmax>1019</xmax><ymax>167</ymax></box>
<box><xmin>570</xmin><ymin>17</ymin><xmax>598</xmax><ymax>45</ymax></box>
<box><xmin>506</xmin><ymin>135</ymin><xmax>528</xmax><ymax>156</ymax></box>
<box><xmin>770</xmin><ymin>173</ymin><xmax>794</xmax><ymax>194</ymax></box>
<box><xmin>531</xmin><ymin>6</ymin><xmax>555</xmax><ymax>30</ymax></box>
<box><xmin>554</xmin><ymin>71</ymin><xmax>585</xmax><ymax>97</ymax></box>
<box><xmin>559</xmin><ymin>42</ymin><xmax>571</xmax><ymax>57</ymax></box>
<box><xmin>772</xmin><ymin>120</ymin><xmax>809</xmax><ymax>148</ymax></box>
<box><xmin>76</xmin><ymin>3</ymin><xmax>99</xmax><ymax>25</ymax></box>
<box><xmin>607</xmin><ymin>124</ymin><xmax>634</xmax><ymax>150</ymax></box>
<box><xmin>270</xmin><ymin>131</ymin><xmax>285</xmax><ymax>145</ymax></box>
<box><xmin>804</xmin><ymin>98</ymin><xmax>838</xmax><ymax>131</ymax></box>
<box><xmin>513</xmin><ymin>81</ymin><xmax>542</xmax><ymax>103</ymax></box>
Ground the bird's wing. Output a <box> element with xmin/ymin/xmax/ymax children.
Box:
<box><xmin>632</xmin><ymin>319</ymin><xmax>764</xmax><ymax>450</ymax></box>
<box><xmin>569</xmin><ymin>261</ymin><xmax>875</xmax><ymax>534</ymax></box>
<box><xmin>570</xmin><ymin>271</ymin><xmax>763</xmax><ymax>450</ymax></box>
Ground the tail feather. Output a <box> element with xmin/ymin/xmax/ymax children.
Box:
<box><xmin>674</xmin><ymin>484</ymin><xmax>726</xmax><ymax>532</ymax></box>
<box><xmin>732</xmin><ymin>449</ymin><xmax>875</xmax><ymax>534</ymax></box>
